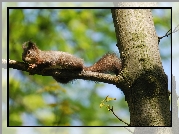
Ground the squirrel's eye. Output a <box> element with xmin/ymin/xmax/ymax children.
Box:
<box><xmin>27</xmin><ymin>50</ymin><xmax>31</xmax><ymax>54</ymax></box>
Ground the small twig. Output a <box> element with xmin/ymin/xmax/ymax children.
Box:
<box><xmin>158</xmin><ymin>24</ymin><xmax>179</xmax><ymax>42</ymax></box>
<box><xmin>124</xmin><ymin>127</ymin><xmax>133</xmax><ymax>133</ymax></box>
<box><xmin>100</xmin><ymin>96</ymin><xmax>129</xmax><ymax>126</ymax></box>
<box><xmin>109</xmin><ymin>106</ymin><xmax>130</xmax><ymax>126</ymax></box>
<box><xmin>173</xmin><ymin>24</ymin><xmax>179</xmax><ymax>33</ymax></box>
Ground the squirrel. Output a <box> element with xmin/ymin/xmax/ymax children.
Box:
<box><xmin>22</xmin><ymin>41</ymin><xmax>122</xmax><ymax>83</ymax></box>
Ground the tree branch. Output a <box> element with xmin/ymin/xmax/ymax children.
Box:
<box><xmin>158</xmin><ymin>24</ymin><xmax>179</xmax><ymax>42</ymax></box>
<box><xmin>109</xmin><ymin>106</ymin><xmax>130</xmax><ymax>126</ymax></box>
<box><xmin>5</xmin><ymin>59</ymin><xmax>124</xmax><ymax>86</ymax></box>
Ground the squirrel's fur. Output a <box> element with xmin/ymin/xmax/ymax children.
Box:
<box><xmin>22</xmin><ymin>41</ymin><xmax>122</xmax><ymax>83</ymax></box>
<box><xmin>84</xmin><ymin>53</ymin><xmax>122</xmax><ymax>75</ymax></box>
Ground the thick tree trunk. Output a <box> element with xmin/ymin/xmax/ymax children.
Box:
<box><xmin>111</xmin><ymin>9</ymin><xmax>171</xmax><ymax>126</ymax></box>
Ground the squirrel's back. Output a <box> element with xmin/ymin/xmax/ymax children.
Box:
<box><xmin>22</xmin><ymin>41</ymin><xmax>84</xmax><ymax>70</ymax></box>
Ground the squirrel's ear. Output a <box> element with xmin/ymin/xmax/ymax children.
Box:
<box><xmin>27</xmin><ymin>41</ymin><xmax>35</xmax><ymax>48</ymax></box>
<box><xmin>22</xmin><ymin>41</ymin><xmax>28</xmax><ymax>49</ymax></box>
<box><xmin>23</xmin><ymin>41</ymin><xmax>37</xmax><ymax>50</ymax></box>
<box><xmin>27</xmin><ymin>41</ymin><xmax>37</xmax><ymax>49</ymax></box>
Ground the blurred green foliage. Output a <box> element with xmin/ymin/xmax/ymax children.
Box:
<box><xmin>8</xmin><ymin>8</ymin><xmax>171</xmax><ymax>126</ymax></box>
<box><xmin>9</xmin><ymin>8</ymin><xmax>128</xmax><ymax>126</ymax></box>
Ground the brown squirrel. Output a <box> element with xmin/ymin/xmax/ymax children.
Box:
<box><xmin>22</xmin><ymin>41</ymin><xmax>122</xmax><ymax>83</ymax></box>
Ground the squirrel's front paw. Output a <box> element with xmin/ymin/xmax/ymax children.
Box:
<box><xmin>28</xmin><ymin>63</ymin><xmax>37</xmax><ymax>70</ymax></box>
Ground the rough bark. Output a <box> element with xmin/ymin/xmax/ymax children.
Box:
<box><xmin>111</xmin><ymin>9</ymin><xmax>171</xmax><ymax>126</ymax></box>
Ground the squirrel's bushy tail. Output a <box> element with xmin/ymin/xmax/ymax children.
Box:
<box><xmin>84</xmin><ymin>53</ymin><xmax>122</xmax><ymax>75</ymax></box>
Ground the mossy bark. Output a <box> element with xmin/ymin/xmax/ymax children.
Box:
<box><xmin>111</xmin><ymin>9</ymin><xmax>171</xmax><ymax>126</ymax></box>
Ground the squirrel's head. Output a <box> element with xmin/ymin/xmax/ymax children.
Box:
<box><xmin>22</xmin><ymin>41</ymin><xmax>40</xmax><ymax>63</ymax></box>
